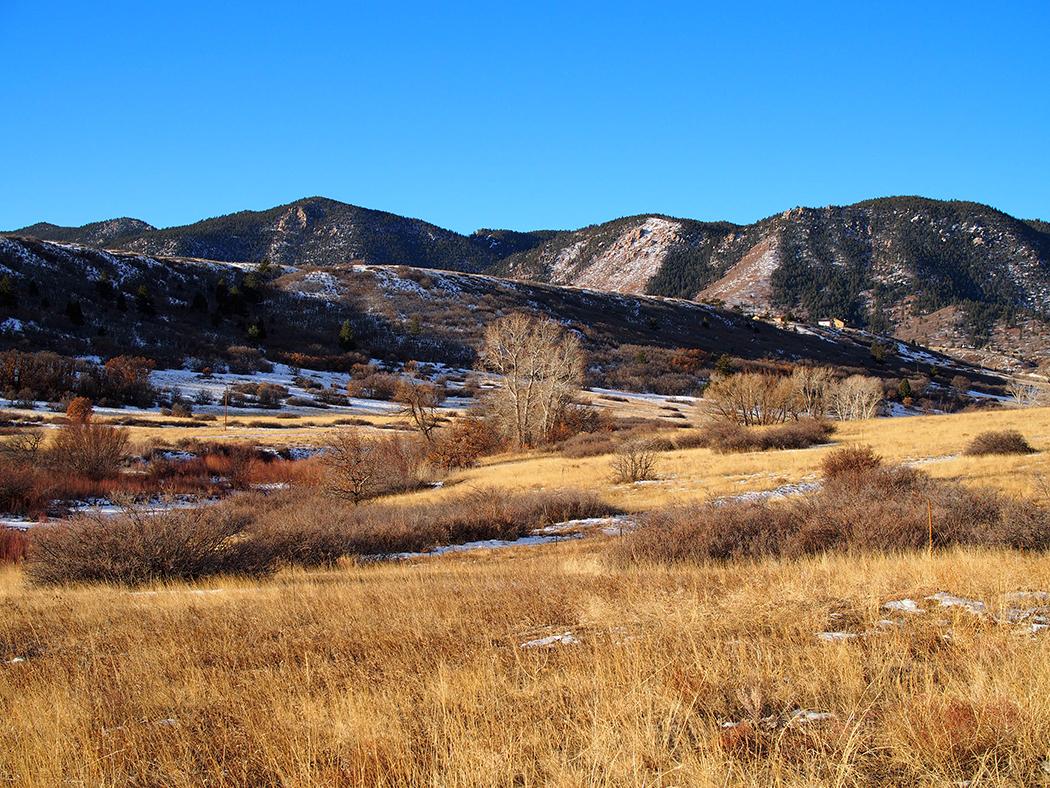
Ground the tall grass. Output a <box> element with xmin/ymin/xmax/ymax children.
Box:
<box><xmin>3</xmin><ymin>547</ymin><xmax>1050</xmax><ymax>784</ymax></box>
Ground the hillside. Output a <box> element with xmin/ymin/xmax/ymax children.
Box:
<box><xmin>497</xmin><ymin>198</ymin><xmax>1050</xmax><ymax>367</ymax></box>
<box><xmin>10</xmin><ymin>198</ymin><xmax>551</xmax><ymax>273</ymax></box>
<box><xmin>0</xmin><ymin>236</ymin><xmax>995</xmax><ymax>387</ymax></box>
<box><xmin>9</xmin><ymin>195</ymin><xmax>1050</xmax><ymax>368</ymax></box>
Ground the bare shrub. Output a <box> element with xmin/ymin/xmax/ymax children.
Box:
<box><xmin>49</xmin><ymin>422</ymin><xmax>130</xmax><ymax>480</ymax></box>
<box><xmin>25</xmin><ymin>505</ymin><xmax>267</xmax><ymax>586</ymax></box>
<box><xmin>696</xmin><ymin>419</ymin><xmax>833</xmax><ymax>453</ymax></box>
<box><xmin>248</xmin><ymin>488</ymin><xmax>615</xmax><ymax>564</ymax></box>
<box><xmin>611</xmin><ymin>441</ymin><xmax>659</xmax><ymax>484</ymax></box>
<box><xmin>321</xmin><ymin>431</ymin><xmax>426</xmax><ymax>504</ymax></box>
<box><xmin>610</xmin><ymin>456</ymin><xmax>1050</xmax><ymax>565</ymax></box>
<box><xmin>820</xmin><ymin>445</ymin><xmax>882</xmax><ymax>480</ymax></box>
<box><xmin>963</xmin><ymin>430</ymin><xmax>1036</xmax><ymax>456</ymax></box>
<box><xmin>610</xmin><ymin>503</ymin><xmax>797</xmax><ymax>565</ymax></box>
<box><xmin>0</xmin><ymin>430</ymin><xmax>45</xmax><ymax>463</ymax></box>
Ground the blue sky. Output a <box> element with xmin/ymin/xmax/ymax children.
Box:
<box><xmin>3</xmin><ymin>1</ymin><xmax>1047</xmax><ymax>233</ymax></box>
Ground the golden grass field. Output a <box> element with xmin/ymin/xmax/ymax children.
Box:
<box><xmin>3</xmin><ymin>406</ymin><xmax>1050</xmax><ymax>785</ymax></box>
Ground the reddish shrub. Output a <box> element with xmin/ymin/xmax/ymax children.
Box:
<box><xmin>0</xmin><ymin>528</ymin><xmax>27</xmax><ymax>564</ymax></box>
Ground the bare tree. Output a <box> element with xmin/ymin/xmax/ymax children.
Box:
<box><xmin>394</xmin><ymin>380</ymin><xmax>446</xmax><ymax>441</ymax></box>
<box><xmin>1</xmin><ymin>429</ymin><xmax>45</xmax><ymax>463</ymax></box>
<box><xmin>480</xmin><ymin>314</ymin><xmax>584</xmax><ymax>447</ymax></box>
<box><xmin>791</xmin><ymin>366</ymin><xmax>834</xmax><ymax>419</ymax></box>
<box><xmin>321</xmin><ymin>431</ymin><xmax>381</xmax><ymax>505</ymax></box>
<box><xmin>1006</xmin><ymin>379</ymin><xmax>1046</xmax><ymax>408</ymax></box>
<box><xmin>829</xmin><ymin>375</ymin><xmax>883</xmax><ymax>420</ymax></box>
<box><xmin>704</xmin><ymin>372</ymin><xmax>797</xmax><ymax>425</ymax></box>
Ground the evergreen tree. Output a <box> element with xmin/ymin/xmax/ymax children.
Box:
<box><xmin>135</xmin><ymin>284</ymin><xmax>154</xmax><ymax>315</ymax></box>
<box><xmin>65</xmin><ymin>299</ymin><xmax>85</xmax><ymax>326</ymax></box>
<box><xmin>339</xmin><ymin>319</ymin><xmax>355</xmax><ymax>350</ymax></box>
<box><xmin>0</xmin><ymin>276</ymin><xmax>16</xmax><ymax>308</ymax></box>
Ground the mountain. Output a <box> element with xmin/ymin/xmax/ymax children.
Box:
<box><xmin>11</xmin><ymin>198</ymin><xmax>551</xmax><ymax>272</ymax></box>
<box><xmin>9</xmin><ymin>195</ymin><xmax>1050</xmax><ymax>368</ymax></box>
<box><xmin>0</xmin><ymin>236</ymin><xmax>997</xmax><ymax>390</ymax></box>
<box><xmin>495</xmin><ymin>198</ymin><xmax>1050</xmax><ymax>367</ymax></box>
<box><xmin>14</xmin><ymin>217</ymin><xmax>155</xmax><ymax>247</ymax></box>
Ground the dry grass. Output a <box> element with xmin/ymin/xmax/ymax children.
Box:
<box><xmin>400</xmin><ymin>406</ymin><xmax>1050</xmax><ymax>510</ymax></box>
<box><xmin>2</xmin><ymin>546</ymin><xmax>1050</xmax><ymax>785</ymax></box>
<box><xmin>4</xmin><ymin>405</ymin><xmax>1050</xmax><ymax>784</ymax></box>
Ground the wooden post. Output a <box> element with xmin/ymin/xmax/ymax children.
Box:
<box><xmin>224</xmin><ymin>386</ymin><xmax>229</xmax><ymax>431</ymax></box>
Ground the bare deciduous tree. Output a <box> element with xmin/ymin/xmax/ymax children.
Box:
<box><xmin>829</xmin><ymin>375</ymin><xmax>883</xmax><ymax>420</ymax></box>
<box><xmin>704</xmin><ymin>372</ymin><xmax>798</xmax><ymax>425</ymax></box>
<box><xmin>321</xmin><ymin>431</ymin><xmax>382</xmax><ymax>505</ymax></box>
<box><xmin>1006</xmin><ymin>380</ymin><xmax>1046</xmax><ymax>408</ymax></box>
<box><xmin>394</xmin><ymin>380</ymin><xmax>446</xmax><ymax>441</ymax></box>
<box><xmin>480</xmin><ymin>314</ymin><xmax>584</xmax><ymax>447</ymax></box>
<box><xmin>791</xmin><ymin>366</ymin><xmax>834</xmax><ymax>419</ymax></box>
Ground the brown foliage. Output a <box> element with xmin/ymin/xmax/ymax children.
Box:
<box><xmin>49</xmin><ymin>422</ymin><xmax>130</xmax><ymax>481</ymax></box>
<box><xmin>963</xmin><ymin>430</ymin><xmax>1036</xmax><ymax>456</ymax></box>
<box><xmin>610</xmin><ymin>458</ymin><xmax>1050</xmax><ymax>565</ymax></box>
<box><xmin>427</xmin><ymin>416</ymin><xmax>501</xmax><ymax>470</ymax></box>
<box><xmin>0</xmin><ymin>527</ymin><xmax>27</xmax><ymax>564</ymax></box>
<box><xmin>697</xmin><ymin>419</ymin><xmax>834</xmax><ymax>454</ymax></box>
<box><xmin>26</xmin><ymin>505</ymin><xmax>267</xmax><ymax>586</ymax></box>
<box><xmin>65</xmin><ymin>397</ymin><xmax>93</xmax><ymax>424</ymax></box>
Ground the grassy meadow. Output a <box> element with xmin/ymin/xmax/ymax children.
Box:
<box><xmin>2</xmin><ymin>405</ymin><xmax>1050</xmax><ymax>785</ymax></box>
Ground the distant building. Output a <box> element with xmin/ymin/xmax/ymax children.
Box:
<box><xmin>818</xmin><ymin>317</ymin><xmax>846</xmax><ymax>329</ymax></box>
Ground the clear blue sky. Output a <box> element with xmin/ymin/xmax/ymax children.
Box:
<box><xmin>3</xmin><ymin>1</ymin><xmax>1047</xmax><ymax>234</ymax></box>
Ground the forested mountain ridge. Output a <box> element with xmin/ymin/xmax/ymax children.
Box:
<box><xmin>9</xmin><ymin>195</ymin><xmax>1050</xmax><ymax>367</ymax></box>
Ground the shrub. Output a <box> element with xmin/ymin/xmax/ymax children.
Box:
<box><xmin>611</xmin><ymin>441</ymin><xmax>659</xmax><ymax>484</ymax></box>
<box><xmin>696</xmin><ymin>419</ymin><xmax>834</xmax><ymax>453</ymax></box>
<box><xmin>610</xmin><ymin>457</ymin><xmax>1050</xmax><ymax>565</ymax></box>
<box><xmin>321</xmin><ymin>432</ymin><xmax>427</xmax><ymax>504</ymax></box>
<box><xmin>963</xmin><ymin>430</ymin><xmax>1036</xmax><ymax>456</ymax></box>
<box><xmin>26</xmin><ymin>505</ymin><xmax>268</xmax><ymax>586</ymax></box>
<box><xmin>49</xmin><ymin>422</ymin><xmax>130</xmax><ymax>480</ymax></box>
<box><xmin>428</xmin><ymin>416</ymin><xmax>501</xmax><ymax>469</ymax></box>
<box><xmin>820</xmin><ymin>445</ymin><xmax>882</xmax><ymax>480</ymax></box>
<box><xmin>0</xmin><ymin>528</ymin><xmax>27</xmax><ymax>564</ymax></box>
<box><xmin>247</xmin><ymin>488</ymin><xmax>615</xmax><ymax>564</ymax></box>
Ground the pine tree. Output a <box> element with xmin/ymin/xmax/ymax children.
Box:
<box><xmin>65</xmin><ymin>299</ymin><xmax>85</xmax><ymax>326</ymax></box>
<box><xmin>135</xmin><ymin>284</ymin><xmax>154</xmax><ymax>315</ymax></box>
<box><xmin>339</xmin><ymin>319</ymin><xmax>355</xmax><ymax>350</ymax></box>
<box><xmin>0</xmin><ymin>276</ymin><xmax>16</xmax><ymax>308</ymax></box>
